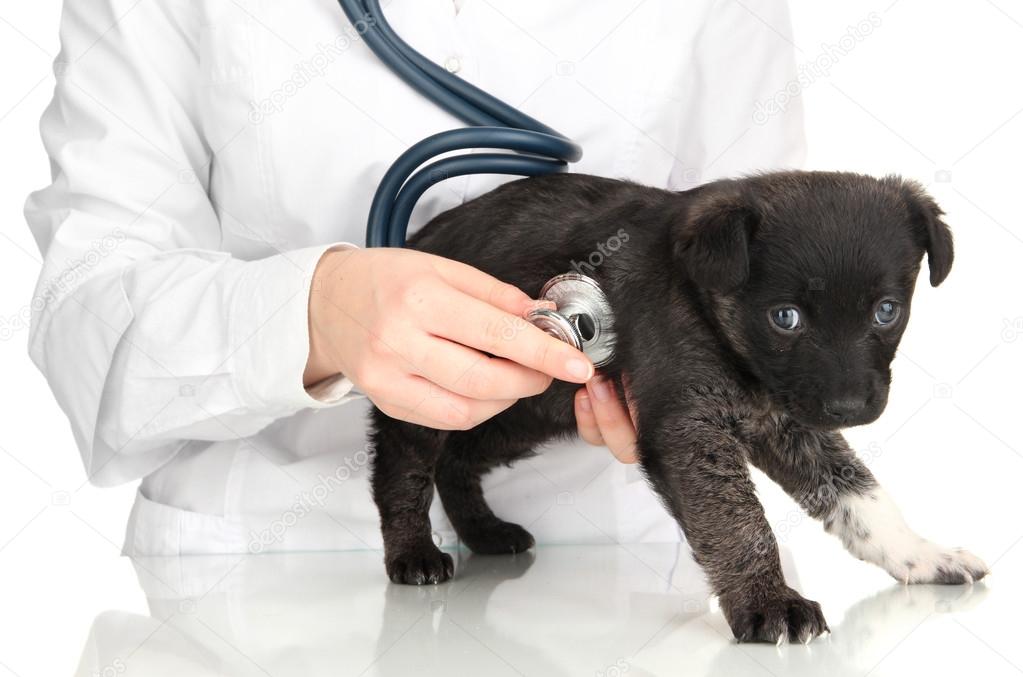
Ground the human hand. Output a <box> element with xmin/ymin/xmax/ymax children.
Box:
<box><xmin>305</xmin><ymin>247</ymin><xmax>594</xmax><ymax>429</ymax></box>
<box><xmin>574</xmin><ymin>375</ymin><xmax>638</xmax><ymax>463</ymax></box>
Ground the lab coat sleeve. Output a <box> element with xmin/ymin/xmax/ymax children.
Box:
<box><xmin>24</xmin><ymin>0</ymin><xmax>357</xmax><ymax>487</ymax></box>
<box><xmin>668</xmin><ymin>0</ymin><xmax>807</xmax><ymax>189</ymax></box>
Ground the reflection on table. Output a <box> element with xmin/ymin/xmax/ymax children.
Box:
<box><xmin>74</xmin><ymin>544</ymin><xmax>990</xmax><ymax>677</ymax></box>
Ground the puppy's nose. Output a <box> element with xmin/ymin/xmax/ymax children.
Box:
<box><xmin>823</xmin><ymin>397</ymin><xmax>867</xmax><ymax>423</ymax></box>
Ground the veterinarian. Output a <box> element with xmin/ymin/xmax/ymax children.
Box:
<box><xmin>25</xmin><ymin>1</ymin><xmax>804</xmax><ymax>555</ymax></box>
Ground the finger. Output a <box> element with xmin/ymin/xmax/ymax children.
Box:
<box><xmin>428</xmin><ymin>254</ymin><xmax>539</xmax><ymax>317</ymax></box>
<box><xmin>587</xmin><ymin>376</ymin><xmax>639</xmax><ymax>464</ymax></box>
<box><xmin>424</xmin><ymin>287</ymin><xmax>595</xmax><ymax>384</ymax></box>
<box><xmin>376</xmin><ymin>374</ymin><xmax>518</xmax><ymax>430</ymax></box>
<box><xmin>371</xmin><ymin>399</ymin><xmax>451</xmax><ymax>429</ymax></box>
<box><xmin>409</xmin><ymin>335</ymin><xmax>553</xmax><ymax>400</ymax></box>
<box><xmin>621</xmin><ymin>373</ymin><xmax>639</xmax><ymax>428</ymax></box>
<box><xmin>575</xmin><ymin>389</ymin><xmax>605</xmax><ymax>446</ymax></box>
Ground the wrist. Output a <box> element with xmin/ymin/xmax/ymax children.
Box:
<box><xmin>304</xmin><ymin>246</ymin><xmax>360</xmax><ymax>387</ymax></box>
<box><xmin>303</xmin><ymin>321</ymin><xmax>335</xmax><ymax>387</ymax></box>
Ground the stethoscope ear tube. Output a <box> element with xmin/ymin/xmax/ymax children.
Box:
<box><xmin>336</xmin><ymin>0</ymin><xmax>583</xmax><ymax>247</ymax></box>
<box><xmin>366</xmin><ymin>127</ymin><xmax>579</xmax><ymax>247</ymax></box>
<box><xmin>385</xmin><ymin>153</ymin><xmax>566</xmax><ymax>247</ymax></box>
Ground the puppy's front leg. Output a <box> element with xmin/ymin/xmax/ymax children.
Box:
<box><xmin>642</xmin><ymin>418</ymin><xmax>828</xmax><ymax>644</ymax></box>
<box><xmin>747</xmin><ymin>422</ymin><xmax>989</xmax><ymax>584</ymax></box>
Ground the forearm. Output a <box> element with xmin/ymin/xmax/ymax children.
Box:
<box><xmin>28</xmin><ymin>241</ymin><xmax>353</xmax><ymax>486</ymax></box>
<box><xmin>640</xmin><ymin>413</ymin><xmax>829</xmax><ymax>642</ymax></box>
<box><xmin>642</xmin><ymin>422</ymin><xmax>786</xmax><ymax>594</ymax></box>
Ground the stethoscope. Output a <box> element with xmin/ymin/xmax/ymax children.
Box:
<box><xmin>336</xmin><ymin>0</ymin><xmax>616</xmax><ymax>367</ymax></box>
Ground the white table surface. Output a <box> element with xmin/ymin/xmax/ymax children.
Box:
<box><xmin>10</xmin><ymin>540</ymin><xmax>1012</xmax><ymax>677</ymax></box>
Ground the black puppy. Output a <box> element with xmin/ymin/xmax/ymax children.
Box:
<box><xmin>368</xmin><ymin>171</ymin><xmax>988</xmax><ymax>643</ymax></box>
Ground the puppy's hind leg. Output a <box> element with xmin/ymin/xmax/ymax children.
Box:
<box><xmin>435</xmin><ymin>430</ymin><xmax>536</xmax><ymax>555</ymax></box>
<box><xmin>370</xmin><ymin>413</ymin><xmax>453</xmax><ymax>585</ymax></box>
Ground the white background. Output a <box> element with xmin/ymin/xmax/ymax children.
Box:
<box><xmin>1</xmin><ymin>1</ymin><xmax>1022</xmax><ymax>675</ymax></box>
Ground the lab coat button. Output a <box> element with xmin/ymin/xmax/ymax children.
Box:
<box><xmin>444</xmin><ymin>56</ymin><xmax>462</xmax><ymax>74</ymax></box>
<box><xmin>431</xmin><ymin>530</ymin><xmax>443</xmax><ymax>546</ymax></box>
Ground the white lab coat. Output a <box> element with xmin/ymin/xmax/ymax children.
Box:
<box><xmin>25</xmin><ymin>0</ymin><xmax>804</xmax><ymax>555</ymax></box>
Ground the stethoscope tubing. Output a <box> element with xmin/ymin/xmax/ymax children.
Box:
<box><xmin>336</xmin><ymin>0</ymin><xmax>583</xmax><ymax>247</ymax></box>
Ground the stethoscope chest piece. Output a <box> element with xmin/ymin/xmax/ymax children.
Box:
<box><xmin>527</xmin><ymin>273</ymin><xmax>616</xmax><ymax>367</ymax></box>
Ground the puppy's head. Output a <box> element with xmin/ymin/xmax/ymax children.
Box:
<box><xmin>675</xmin><ymin>171</ymin><xmax>953</xmax><ymax>429</ymax></box>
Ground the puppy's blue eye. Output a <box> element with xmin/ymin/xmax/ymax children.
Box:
<box><xmin>874</xmin><ymin>300</ymin><xmax>901</xmax><ymax>326</ymax></box>
<box><xmin>770</xmin><ymin>307</ymin><xmax>801</xmax><ymax>331</ymax></box>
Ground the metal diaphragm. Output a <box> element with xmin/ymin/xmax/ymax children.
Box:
<box><xmin>526</xmin><ymin>273</ymin><xmax>616</xmax><ymax>367</ymax></box>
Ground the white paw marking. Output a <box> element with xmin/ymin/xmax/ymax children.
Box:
<box><xmin>825</xmin><ymin>489</ymin><xmax>989</xmax><ymax>585</ymax></box>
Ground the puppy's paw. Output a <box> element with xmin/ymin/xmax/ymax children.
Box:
<box><xmin>385</xmin><ymin>544</ymin><xmax>454</xmax><ymax>585</ymax></box>
<box><xmin>722</xmin><ymin>587</ymin><xmax>829</xmax><ymax>644</ymax></box>
<box><xmin>884</xmin><ymin>543</ymin><xmax>989</xmax><ymax>585</ymax></box>
<box><xmin>460</xmin><ymin>520</ymin><xmax>535</xmax><ymax>555</ymax></box>
<box><xmin>827</xmin><ymin>489</ymin><xmax>989</xmax><ymax>586</ymax></box>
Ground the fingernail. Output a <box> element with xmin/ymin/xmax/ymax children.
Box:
<box><xmin>590</xmin><ymin>376</ymin><xmax>612</xmax><ymax>401</ymax></box>
<box><xmin>578</xmin><ymin>394</ymin><xmax>592</xmax><ymax>413</ymax></box>
<box><xmin>566</xmin><ymin>358</ymin><xmax>593</xmax><ymax>381</ymax></box>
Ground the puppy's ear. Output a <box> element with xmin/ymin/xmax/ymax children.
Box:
<box><xmin>900</xmin><ymin>179</ymin><xmax>954</xmax><ymax>287</ymax></box>
<box><xmin>675</xmin><ymin>181</ymin><xmax>759</xmax><ymax>292</ymax></box>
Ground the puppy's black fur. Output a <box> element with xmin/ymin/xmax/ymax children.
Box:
<box><xmin>367</xmin><ymin>171</ymin><xmax>977</xmax><ymax>643</ymax></box>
